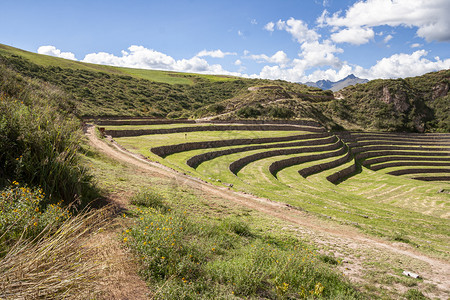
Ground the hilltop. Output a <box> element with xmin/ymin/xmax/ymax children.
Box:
<box><xmin>303</xmin><ymin>74</ymin><xmax>369</xmax><ymax>92</ymax></box>
<box><xmin>0</xmin><ymin>43</ymin><xmax>448</xmax><ymax>132</ymax></box>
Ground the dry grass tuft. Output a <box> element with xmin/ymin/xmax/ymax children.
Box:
<box><xmin>0</xmin><ymin>206</ymin><xmax>113</xmax><ymax>299</ymax></box>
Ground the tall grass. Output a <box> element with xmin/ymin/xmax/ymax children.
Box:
<box><xmin>125</xmin><ymin>189</ymin><xmax>361</xmax><ymax>299</ymax></box>
<box><xmin>0</xmin><ymin>206</ymin><xmax>111</xmax><ymax>299</ymax></box>
<box><xmin>0</xmin><ymin>64</ymin><xmax>98</xmax><ymax>205</ymax></box>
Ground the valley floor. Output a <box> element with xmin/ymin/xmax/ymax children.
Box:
<box><xmin>85</xmin><ymin>124</ymin><xmax>449</xmax><ymax>299</ymax></box>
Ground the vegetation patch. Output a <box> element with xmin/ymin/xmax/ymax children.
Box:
<box><xmin>124</xmin><ymin>190</ymin><xmax>360</xmax><ymax>299</ymax></box>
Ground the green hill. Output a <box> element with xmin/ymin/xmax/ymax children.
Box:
<box><xmin>331</xmin><ymin>70</ymin><xmax>450</xmax><ymax>132</ymax></box>
<box><xmin>0</xmin><ymin>43</ymin><xmax>448</xmax><ymax>132</ymax></box>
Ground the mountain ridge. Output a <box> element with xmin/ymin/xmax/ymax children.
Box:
<box><xmin>303</xmin><ymin>74</ymin><xmax>369</xmax><ymax>91</ymax></box>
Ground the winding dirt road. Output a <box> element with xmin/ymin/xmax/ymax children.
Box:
<box><xmin>85</xmin><ymin>124</ymin><xmax>450</xmax><ymax>298</ymax></box>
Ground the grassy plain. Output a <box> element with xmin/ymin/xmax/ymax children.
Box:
<box><xmin>111</xmin><ymin>124</ymin><xmax>450</xmax><ymax>260</ymax></box>
<box><xmin>82</xmin><ymin>126</ymin><xmax>447</xmax><ymax>298</ymax></box>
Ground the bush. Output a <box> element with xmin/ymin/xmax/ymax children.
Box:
<box><xmin>131</xmin><ymin>189</ymin><xmax>168</xmax><ymax>212</ymax></box>
<box><xmin>0</xmin><ymin>183</ymin><xmax>70</xmax><ymax>255</ymax></box>
<box><xmin>268</xmin><ymin>106</ymin><xmax>295</xmax><ymax>119</ymax></box>
<box><xmin>124</xmin><ymin>204</ymin><xmax>360</xmax><ymax>299</ymax></box>
<box><xmin>0</xmin><ymin>67</ymin><xmax>98</xmax><ymax>205</ymax></box>
<box><xmin>237</xmin><ymin>106</ymin><xmax>261</xmax><ymax>118</ymax></box>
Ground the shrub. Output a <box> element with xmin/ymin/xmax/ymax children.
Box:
<box><xmin>124</xmin><ymin>204</ymin><xmax>360</xmax><ymax>299</ymax></box>
<box><xmin>0</xmin><ymin>67</ymin><xmax>98</xmax><ymax>205</ymax></box>
<box><xmin>131</xmin><ymin>189</ymin><xmax>168</xmax><ymax>212</ymax></box>
<box><xmin>0</xmin><ymin>183</ymin><xmax>70</xmax><ymax>255</ymax></box>
<box><xmin>237</xmin><ymin>106</ymin><xmax>261</xmax><ymax>118</ymax></box>
<box><xmin>0</xmin><ymin>207</ymin><xmax>111</xmax><ymax>299</ymax></box>
<box><xmin>268</xmin><ymin>106</ymin><xmax>295</xmax><ymax>119</ymax></box>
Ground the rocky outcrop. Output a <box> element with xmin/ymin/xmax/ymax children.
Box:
<box><xmin>432</xmin><ymin>82</ymin><xmax>449</xmax><ymax>99</ymax></box>
<box><xmin>382</xmin><ymin>86</ymin><xmax>410</xmax><ymax>113</ymax></box>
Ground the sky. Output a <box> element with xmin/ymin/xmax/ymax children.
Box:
<box><xmin>2</xmin><ymin>0</ymin><xmax>450</xmax><ymax>82</ymax></box>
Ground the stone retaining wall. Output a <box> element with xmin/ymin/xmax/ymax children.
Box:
<box><xmin>152</xmin><ymin>132</ymin><xmax>330</xmax><ymax>157</ymax></box>
<box><xmin>268</xmin><ymin>147</ymin><xmax>347</xmax><ymax>176</ymax></box>
<box><xmin>187</xmin><ymin>135</ymin><xmax>337</xmax><ymax>169</ymax></box>
<box><xmin>369</xmin><ymin>161</ymin><xmax>450</xmax><ymax>171</ymax></box>
<box><xmin>96</xmin><ymin>119</ymin><xmax>195</xmax><ymax>126</ymax></box>
<box><xmin>105</xmin><ymin>124</ymin><xmax>325</xmax><ymax>138</ymax></box>
<box><xmin>411</xmin><ymin>176</ymin><xmax>450</xmax><ymax>181</ymax></box>
<box><xmin>337</xmin><ymin>132</ymin><xmax>450</xmax><ymax>143</ymax></box>
<box><xmin>350</xmin><ymin>145</ymin><xmax>450</xmax><ymax>154</ymax></box>
<box><xmin>197</xmin><ymin>119</ymin><xmax>322</xmax><ymax>128</ymax></box>
<box><xmin>387</xmin><ymin>168</ymin><xmax>450</xmax><ymax>176</ymax></box>
<box><xmin>326</xmin><ymin>163</ymin><xmax>357</xmax><ymax>184</ymax></box>
<box><xmin>298</xmin><ymin>150</ymin><xmax>352</xmax><ymax>178</ymax></box>
<box><xmin>229</xmin><ymin>140</ymin><xmax>343</xmax><ymax>174</ymax></box>
<box><xmin>355</xmin><ymin>150</ymin><xmax>450</xmax><ymax>160</ymax></box>
<box><xmin>347</xmin><ymin>140</ymin><xmax>450</xmax><ymax>148</ymax></box>
<box><xmin>363</xmin><ymin>156</ymin><xmax>450</xmax><ymax>166</ymax></box>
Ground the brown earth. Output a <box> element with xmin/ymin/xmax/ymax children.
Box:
<box><xmin>85</xmin><ymin>124</ymin><xmax>450</xmax><ymax>299</ymax></box>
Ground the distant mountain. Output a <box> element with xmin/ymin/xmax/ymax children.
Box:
<box><xmin>303</xmin><ymin>74</ymin><xmax>369</xmax><ymax>91</ymax></box>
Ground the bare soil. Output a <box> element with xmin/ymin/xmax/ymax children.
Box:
<box><xmin>85</xmin><ymin>125</ymin><xmax>450</xmax><ymax>299</ymax></box>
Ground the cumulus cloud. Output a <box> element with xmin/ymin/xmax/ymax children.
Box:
<box><xmin>254</xmin><ymin>49</ymin><xmax>450</xmax><ymax>83</ymax></box>
<box><xmin>234</xmin><ymin>59</ymin><xmax>242</xmax><ymax>65</ymax></box>
<box><xmin>383</xmin><ymin>34</ymin><xmax>393</xmax><ymax>43</ymax></box>
<box><xmin>357</xmin><ymin>50</ymin><xmax>450</xmax><ymax>79</ymax></box>
<box><xmin>300</xmin><ymin>40</ymin><xmax>343</xmax><ymax>68</ymax></box>
<box><xmin>37</xmin><ymin>45</ymin><xmax>77</xmax><ymax>60</ymax></box>
<box><xmin>276</xmin><ymin>18</ymin><xmax>320</xmax><ymax>43</ymax></box>
<box><xmin>264</xmin><ymin>21</ymin><xmax>275</xmax><ymax>32</ymax></box>
<box><xmin>410</xmin><ymin>43</ymin><xmax>422</xmax><ymax>48</ymax></box>
<box><xmin>247</xmin><ymin>50</ymin><xmax>290</xmax><ymax>66</ymax></box>
<box><xmin>330</xmin><ymin>27</ymin><xmax>374</xmax><ymax>45</ymax></box>
<box><xmin>196</xmin><ymin>49</ymin><xmax>236</xmax><ymax>58</ymax></box>
<box><xmin>82</xmin><ymin>45</ymin><xmax>241</xmax><ymax>76</ymax></box>
<box><xmin>321</xmin><ymin>0</ymin><xmax>450</xmax><ymax>42</ymax></box>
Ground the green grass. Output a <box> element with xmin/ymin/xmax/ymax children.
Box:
<box><xmin>0</xmin><ymin>44</ymin><xmax>232</xmax><ymax>85</ymax></box>
<box><xmin>111</xmin><ymin>125</ymin><xmax>450</xmax><ymax>259</ymax></box>
<box><xmin>123</xmin><ymin>189</ymin><xmax>360</xmax><ymax>299</ymax></box>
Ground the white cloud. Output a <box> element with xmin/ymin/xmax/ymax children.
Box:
<box><xmin>234</xmin><ymin>59</ymin><xmax>242</xmax><ymax>65</ymax></box>
<box><xmin>410</xmin><ymin>43</ymin><xmax>422</xmax><ymax>48</ymax></box>
<box><xmin>238</xmin><ymin>30</ymin><xmax>244</xmax><ymax>36</ymax></box>
<box><xmin>81</xmin><ymin>45</ymin><xmax>241</xmax><ymax>76</ymax></box>
<box><xmin>331</xmin><ymin>27</ymin><xmax>374</xmax><ymax>45</ymax></box>
<box><xmin>264</xmin><ymin>21</ymin><xmax>275</xmax><ymax>32</ymax></box>
<box><xmin>196</xmin><ymin>49</ymin><xmax>236</xmax><ymax>58</ymax></box>
<box><xmin>37</xmin><ymin>45</ymin><xmax>77</xmax><ymax>60</ymax></box>
<box><xmin>276</xmin><ymin>18</ymin><xmax>320</xmax><ymax>43</ymax></box>
<box><xmin>253</xmin><ymin>48</ymin><xmax>449</xmax><ymax>83</ymax></box>
<box><xmin>251</xmin><ymin>19</ymin><xmax>257</xmax><ymax>25</ymax></box>
<box><xmin>322</xmin><ymin>0</ymin><xmax>450</xmax><ymax>42</ymax></box>
<box><xmin>247</xmin><ymin>50</ymin><xmax>290</xmax><ymax>66</ymax></box>
<box><xmin>383</xmin><ymin>34</ymin><xmax>393</xmax><ymax>43</ymax></box>
<box><xmin>357</xmin><ymin>50</ymin><xmax>450</xmax><ymax>79</ymax></box>
<box><xmin>300</xmin><ymin>40</ymin><xmax>343</xmax><ymax>68</ymax></box>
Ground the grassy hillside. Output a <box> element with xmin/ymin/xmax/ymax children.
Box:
<box><xmin>1</xmin><ymin>43</ymin><xmax>448</xmax><ymax>132</ymax></box>
<box><xmin>331</xmin><ymin>70</ymin><xmax>450</xmax><ymax>132</ymax></box>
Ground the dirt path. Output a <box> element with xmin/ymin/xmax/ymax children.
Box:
<box><xmin>85</xmin><ymin>125</ymin><xmax>450</xmax><ymax>298</ymax></box>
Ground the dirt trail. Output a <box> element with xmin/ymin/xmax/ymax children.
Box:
<box><xmin>85</xmin><ymin>125</ymin><xmax>450</xmax><ymax>298</ymax></box>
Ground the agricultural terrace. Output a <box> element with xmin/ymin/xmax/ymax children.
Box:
<box><xmin>100</xmin><ymin>119</ymin><xmax>450</xmax><ymax>258</ymax></box>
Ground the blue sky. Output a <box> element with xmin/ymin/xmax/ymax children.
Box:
<box><xmin>2</xmin><ymin>0</ymin><xmax>449</xmax><ymax>82</ymax></box>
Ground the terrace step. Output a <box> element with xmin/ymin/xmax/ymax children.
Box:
<box><xmin>105</xmin><ymin>124</ymin><xmax>325</xmax><ymax>138</ymax></box>
<box><xmin>186</xmin><ymin>135</ymin><xmax>337</xmax><ymax>169</ymax></box>
<box><xmin>152</xmin><ymin>132</ymin><xmax>330</xmax><ymax>157</ymax></box>
<box><xmin>229</xmin><ymin>140</ymin><xmax>344</xmax><ymax>174</ymax></box>
<box><xmin>299</xmin><ymin>149</ymin><xmax>353</xmax><ymax>178</ymax></box>
<box><xmin>369</xmin><ymin>161</ymin><xmax>450</xmax><ymax>171</ymax></box>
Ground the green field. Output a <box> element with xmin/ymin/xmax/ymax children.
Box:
<box><xmin>107</xmin><ymin>122</ymin><xmax>450</xmax><ymax>259</ymax></box>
